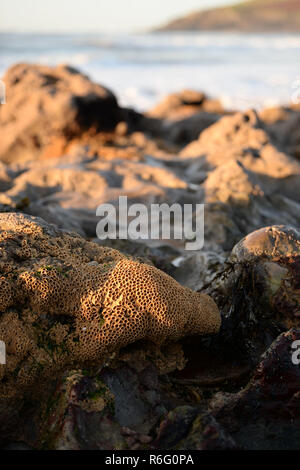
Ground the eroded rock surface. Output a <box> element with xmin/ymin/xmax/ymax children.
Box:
<box><xmin>1</xmin><ymin>63</ymin><xmax>300</xmax><ymax>450</ymax></box>
<box><xmin>147</xmin><ymin>89</ymin><xmax>224</xmax><ymax>121</ymax></box>
<box><xmin>0</xmin><ymin>212</ymin><xmax>220</xmax><ymax>404</ymax></box>
<box><xmin>0</xmin><ymin>64</ymin><xmax>135</xmax><ymax>163</ymax></box>
<box><xmin>210</xmin><ymin>329</ymin><xmax>300</xmax><ymax>450</ymax></box>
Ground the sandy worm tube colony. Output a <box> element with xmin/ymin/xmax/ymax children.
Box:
<box><xmin>0</xmin><ymin>213</ymin><xmax>221</xmax><ymax>400</ymax></box>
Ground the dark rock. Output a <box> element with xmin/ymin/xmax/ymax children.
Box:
<box><xmin>211</xmin><ymin>329</ymin><xmax>300</xmax><ymax>450</ymax></box>
<box><xmin>153</xmin><ymin>405</ymin><xmax>237</xmax><ymax>450</ymax></box>
<box><xmin>163</xmin><ymin>112</ymin><xmax>221</xmax><ymax>146</ymax></box>
<box><xmin>208</xmin><ymin>225</ymin><xmax>300</xmax><ymax>363</ymax></box>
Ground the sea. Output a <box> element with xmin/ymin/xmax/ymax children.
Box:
<box><xmin>1</xmin><ymin>31</ymin><xmax>300</xmax><ymax>111</ymax></box>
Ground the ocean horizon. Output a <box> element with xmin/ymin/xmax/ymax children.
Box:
<box><xmin>1</xmin><ymin>31</ymin><xmax>300</xmax><ymax>111</ymax></box>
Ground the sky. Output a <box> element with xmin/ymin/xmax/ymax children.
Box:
<box><xmin>0</xmin><ymin>0</ymin><xmax>243</xmax><ymax>33</ymax></box>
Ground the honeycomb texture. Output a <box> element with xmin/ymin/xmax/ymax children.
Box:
<box><xmin>0</xmin><ymin>213</ymin><xmax>220</xmax><ymax>399</ymax></box>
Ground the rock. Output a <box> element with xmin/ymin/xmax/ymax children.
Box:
<box><xmin>2</xmin><ymin>67</ymin><xmax>300</xmax><ymax>257</ymax></box>
<box><xmin>200</xmin><ymin>157</ymin><xmax>300</xmax><ymax>254</ymax></box>
<box><xmin>40</xmin><ymin>371</ymin><xmax>127</xmax><ymax>450</ymax></box>
<box><xmin>0</xmin><ymin>345</ymin><xmax>186</xmax><ymax>449</ymax></box>
<box><xmin>0</xmin><ymin>64</ymin><xmax>127</xmax><ymax>163</ymax></box>
<box><xmin>211</xmin><ymin>329</ymin><xmax>300</xmax><ymax>450</ymax></box>
<box><xmin>0</xmin><ymin>152</ymin><xmax>193</xmax><ymax>240</ymax></box>
<box><xmin>261</xmin><ymin>107</ymin><xmax>300</xmax><ymax>160</ymax></box>
<box><xmin>230</xmin><ymin>225</ymin><xmax>300</xmax><ymax>328</ymax></box>
<box><xmin>1</xmin><ymin>62</ymin><xmax>300</xmax><ymax>451</ymax></box>
<box><xmin>172</xmin><ymin>109</ymin><xmax>300</xmax><ymax>254</ymax></box>
<box><xmin>181</xmin><ymin>109</ymin><xmax>300</xmax><ymax>203</ymax></box>
<box><xmin>1</xmin><ymin>370</ymin><xmax>126</xmax><ymax>450</ymax></box>
<box><xmin>259</xmin><ymin>105</ymin><xmax>292</xmax><ymax>126</ymax></box>
<box><xmin>147</xmin><ymin>89</ymin><xmax>224</xmax><ymax>121</ymax></box>
<box><xmin>153</xmin><ymin>405</ymin><xmax>199</xmax><ymax>449</ymax></box>
<box><xmin>209</xmin><ymin>225</ymin><xmax>300</xmax><ymax>362</ymax></box>
<box><xmin>173</xmin><ymin>251</ymin><xmax>225</xmax><ymax>292</ymax></box>
<box><xmin>204</xmin><ymin>159</ymin><xmax>264</xmax><ymax>206</ymax></box>
<box><xmin>231</xmin><ymin>224</ymin><xmax>300</xmax><ymax>262</ymax></box>
<box><xmin>10</xmin><ymin>155</ymin><xmax>250</xmax><ymax>259</ymax></box>
<box><xmin>162</xmin><ymin>112</ymin><xmax>221</xmax><ymax>146</ymax></box>
<box><xmin>145</xmin><ymin>89</ymin><xmax>224</xmax><ymax>147</ymax></box>
<box><xmin>180</xmin><ymin>109</ymin><xmax>268</xmax><ymax>162</ymax></box>
<box><xmin>95</xmin><ymin>238</ymin><xmax>180</xmax><ymax>277</ymax></box>
<box><xmin>153</xmin><ymin>405</ymin><xmax>236</xmax><ymax>450</ymax></box>
<box><xmin>0</xmin><ymin>212</ymin><xmax>220</xmax><ymax>404</ymax></box>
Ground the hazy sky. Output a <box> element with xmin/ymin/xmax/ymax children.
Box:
<box><xmin>1</xmin><ymin>0</ymin><xmax>242</xmax><ymax>33</ymax></box>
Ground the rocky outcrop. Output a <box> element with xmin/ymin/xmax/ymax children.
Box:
<box><xmin>260</xmin><ymin>105</ymin><xmax>300</xmax><ymax>159</ymax></box>
<box><xmin>207</xmin><ymin>225</ymin><xmax>300</xmax><ymax>363</ymax></box>
<box><xmin>0</xmin><ymin>212</ymin><xmax>220</xmax><ymax>404</ymax></box>
<box><xmin>210</xmin><ymin>329</ymin><xmax>300</xmax><ymax>450</ymax></box>
<box><xmin>146</xmin><ymin>89</ymin><xmax>224</xmax><ymax>145</ymax></box>
<box><xmin>146</xmin><ymin>328</ymin><xmax>300</xmax><ymax>450</ymax></box>
<box><xmin>0</xmin><ymin>64</ymin><xmax>227</xmax><ymax>163</ymax></box>
<box><xmin>0</xmin><ymin>64</ymin><xmax>133</xmax><ymax>163</ymax></box>
<box><xmin>147</xmin><ymin>89</ymin><xmax>223</xmax><ymax>121</ymax></box>
<box><xmin>1</xmin><ymin>62</ymin><xmax>300</xmax><ymax>450</ymax></box>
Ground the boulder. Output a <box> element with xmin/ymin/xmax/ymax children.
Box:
<box><xmin>0</xmin><ymin>64</ymin><xmax>126</xmax><ymax>163</ymax></box>
<box><xmin>209</xmin><ymin>225</ymin><xmax>300</xmax><ymax>362</ymax></box>
<box><xmin>211</xmin><ymin>329</ymin><xmax>300</xmax><ymax>450</ymax></box>
<box><xmin>0</xmin><ymin>212</ymin><xmax>220</xmax><ymax>404</ymax></box>
<box><xmin>147</xmin><ymin>89</ymin><xmax>224</xmax><ymax>121</ymax></box>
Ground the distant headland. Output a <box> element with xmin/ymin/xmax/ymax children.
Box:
<box><xmin>155</xmin><ymin>0</ymin><xmax>300</xmax><ymax>33</ymax></box>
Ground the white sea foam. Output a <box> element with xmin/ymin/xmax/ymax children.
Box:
<box><xmin>0</xmin><ymin>31</ymin><xmax>299</xmax><ymax>111</ymax></box>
